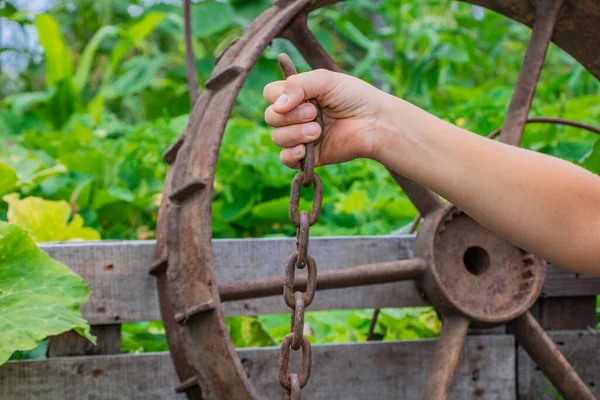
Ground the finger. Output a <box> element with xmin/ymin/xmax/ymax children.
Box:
<box><xmin>264</xmin><ymin>103</ymin><xmax>318</xmax><ymax>128</ymax></box>
<box><xmin>263</xmin><ymin>81</ymin><xmax>285</xmax><ymax>104</ymax></box>
<box><xmin>280</xmin><ymin>144</ymin><xmax>305</xmax><ymax>169</ymax></box>
<box><xmin>263</xmin><ymin>69</ymin><xmax>336</xmax><ymax>113</ymax></box>
<box><xmin>271</xmin><ymin>122</ymin><xmax>321</xmax><ymax>148</ymax></box>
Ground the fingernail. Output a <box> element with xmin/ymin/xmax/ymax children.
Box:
<box><xmin>301</xmin><ymin>123</ymin><xmax>317</xmax><ymax>137</ymax></box>
<box><xmin>292</xmin><ymin>145</ymin><xmax>302</xmax><ymax>156</ymax></box>
<box><xmin>275</xmin><ymin>93</ymin><xmax>288</xmax><ymax>106</ymax></box>
<box><xmin>299</xmin><ymin>105</ymin><xmax>313</xmax><ymax>120</ymax></box>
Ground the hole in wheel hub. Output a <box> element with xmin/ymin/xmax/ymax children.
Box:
<box><xmin>463</xmin><ymin>246</ymin><xmax>490</xmax><ymax>276</ymax></box>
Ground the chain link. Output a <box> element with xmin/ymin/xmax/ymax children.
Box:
<box><xmin>277</xmin><ymin>53</ymin><xmax>324</xmax><ymax>399</ymax></box>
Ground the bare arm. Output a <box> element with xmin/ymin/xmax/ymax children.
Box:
<box><xmin>377</xmin><ymin>97</ymin><xmax>600</xmax><ymax>275</ymax></box>
<box><xmin>264</xmin><ymin>69</ymin><xmax>600</xmax><ymax>276</ymax></box>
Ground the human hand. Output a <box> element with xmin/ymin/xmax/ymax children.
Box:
<box><xmin>263</xmin><ymin>69</ymin><xmax>393</xmax><ymax>169</ymax></box>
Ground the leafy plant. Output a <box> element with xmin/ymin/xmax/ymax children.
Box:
<box><xmin>3</xmin><ymin>193</ymin><xmax>100</xmax><ymax>242</ymax></box>
<box><xmin>0</xmin><ymin>0</ymin><xmax>598</xmax><ymax>356</ymax></box>
<box><xmin>0</xmin><ymin>221</ymin><xmax>94</xmax><ymax>365</ymax></box>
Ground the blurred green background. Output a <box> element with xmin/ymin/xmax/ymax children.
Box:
<box><xmin>1</xmin><ymin>0</ymin><xmax>598</xmax><ymax>358</ymax></box>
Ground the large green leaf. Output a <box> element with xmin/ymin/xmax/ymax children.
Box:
<box><xmin>121</xmin><ymin>11</ymin><xmax>165</xmax><ymax>43</ymax></box>
<box><xmin>0</xmin><ymin>164</ymin><xmax>18</xmax><ymax>197</ymax></box>
<box><xmin>226</xmin><ymin>316</ymin><xmax>275</xmax><ymax>348</ymax></box>
<box><xmin>105</xmin><ymin>55</ymin><xmax>167</xmax><ymax>98</ymax></box>
<box><xmin>4</xmin><ymin>90</ymin><xmax>56</xmax><ymax>114</ymax></box>
<box><xmin>90</xmin><ymin>12</ymin><xmax>165</xmax><ymax>120</ymax></box>
<box><xmin>35</xmin><ymin>14</ymin><xmax>73</xmax><ymax>86</ymax></box>
<box><xmin>191</xmin><ymin>1</ymin><xmax>236</xmax><ymax>38</ymax></box>
<box><xmin>3</xmin><ymin>194</ymin><xmax>101</xmax><ymax>242</ymax></box>
<box><xmin>0</xmin><ymin>221</ymin><xmax>94</xmax><ymax>365</ymax></box>
<box><xmin>73</xmin><ymin>25</ymin><xmax>119</xmax><ymax>94</ymax></box>
<box><xmin>582</xmin><ymin>139</ymin><xmax>600</xmax><ymax>175</ymax></box>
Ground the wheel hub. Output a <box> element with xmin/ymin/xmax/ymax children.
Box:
<box><xmin>414</xmin><ymin>204</ymin><xmax>546</xmax><ymax>326</ymax></box>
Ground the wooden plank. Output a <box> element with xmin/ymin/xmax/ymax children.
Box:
<box><xmin>517</xmin><ymin>330</ymin><xmax>599</xmax><ymax>399</ymax></box>
<box><xmin>0</xmin><ymin>335</ymin><xmax>515</xmax><ymax>399</ymax></box>
<box><xmin>213</xmin><ymin>236</ymin><xmax>425</xmax><ymax>317</ymax></box>
<box><xmin>47</xmin><ymin>325</ymin><xmax>121</xmax><ymax>357</ymax></box>
<box><xmin>39</xmin><ymin>237</ymin><xmax>600</xmax><ymax>324</ymax></box>
<box><xmin>541</xmin><ymin>265</ymin><xmax>600</xmax><ymax>297</ymax></box>
<box><xmin>530</xmin><ymin>296</ymin><xmax>597</xmax><ymax>330</ymax></box>
<box><xmin>41</xmin><ymin>241</ymin><xmax>156</xmax><ymax>324</ymax></box>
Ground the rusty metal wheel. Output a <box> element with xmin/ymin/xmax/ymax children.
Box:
<box><xmin>151</xmin><ymin>0</ymin><xmax>600</xmax><ymax>398</ymax></box>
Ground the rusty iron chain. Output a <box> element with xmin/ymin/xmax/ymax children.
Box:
<box><xmin>276</xmin><ymin>53</ymin><xmax>324</xmax><ymax>399</ymax></box>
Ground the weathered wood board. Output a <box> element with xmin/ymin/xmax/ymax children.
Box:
<box><xmin>517</xmin><ymin>330</ymin><xmax>599</xmax><ymax>399</ymax></box>
<box><xmin>0</xmin><ymin>335</ymin><xmax>515</xmax><ymax>399</ymax></box>
<box><xmin>47</xmin><ymin>324</ymin><xmax>121</xmax><ymax>357</ymax></box>
<box><xmin>39</xmin><ymin>237</ymin><xmax>600</xmax><ymax>324</ymax></box>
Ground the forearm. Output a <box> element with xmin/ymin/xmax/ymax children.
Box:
<box><xmin>375</xmin><ymin>97</ymin><xmax>600</xmax><ymax>276</ymax></box>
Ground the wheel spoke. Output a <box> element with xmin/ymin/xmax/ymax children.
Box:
<box><xmin>279</xmin><ymin>13</ymin><xmax>342</xmax><ymax>72</ymax></box>
<box><xmin>183</xmin><ymin>0</ymin><xmax>198</xmax><ymax>105</ymax></box>
<box><xmin>423</xmin><ymin>315</ymin><xmax>470</xmax><ymax>400</ymax></box>
<box><xmin>389</xmin><ymin>170</ymin><xmax>443</xmax><ymax>217</ymax></box>
<box><xmin>500</xmin><ymin>0</ymin><xmax>565</xmax><ymax>146</ymax></box>
<box><xmin>508</xmin><ymin>311</ymin><xmax>595</xmax><ymax>399</ymax></box>
<box><xmin>219</xmin><ymin>258</ymin><xmax>426</xmax><ymax>302</ymax></box>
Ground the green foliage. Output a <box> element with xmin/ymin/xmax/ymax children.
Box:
<box><xmin>3</xmin><ymin>193</ymin><xmax>100</xmax><ymax>242</ymax></box>
<box><xmin>119</xmin><ymin>309</ymin><xmax>440</xmax><ymax>353</ymax></box>
<box><xmin>0</xmin><ymin>221</ymin><xmax>94</xmax><ymax>365</ymax></box>
<box><xmin>1</xmin><ymin>0</ymin><xmax>599</xmax><ymax>356</ymax></box>
<box><xmin>191</xmin><ymin>1</ymin><xmax>236</xmax><ymax>38</ymax></box>
<box><xmin>0</xmin><ymin>164</ymin><xmax>18</xmax><ymax>197</ymax></box>
<box><xmin>121</xmin><ymin>321</ymin><xmax>168</xmax><ymax>353</ymax></box>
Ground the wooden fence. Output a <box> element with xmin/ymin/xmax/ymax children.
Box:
<box><xmin>1</xmin><ymin>235</ymin><xmax>598</xmax><ymax>399</ymax></box>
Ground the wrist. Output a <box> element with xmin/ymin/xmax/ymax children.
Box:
<box><xmin>371</xmin><ymin>95</ymin><xmax>422</xmax><ymax>171</ymax></box>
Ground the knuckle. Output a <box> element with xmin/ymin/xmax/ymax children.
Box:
<box><xmin>286</xmin><ymin>74</ymin><xmax>300</xmax><ymax>86</ymax></box>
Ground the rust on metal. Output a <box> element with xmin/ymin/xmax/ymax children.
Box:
<box><xmin>183</xmin><ymin>0</ymin><xmax>198</xmax><ymax>105</ymax></box>
<box><xmin>291</xmin><ymin>292</ymin><xmax>306</xmax><ymax>350</ymax></box>
<box><xmin>283</xmin><ymin>252</ymin><xmax>317</xmax><ymax>308</ymax></box>
<box><xmin>151</xmin><ymin>0</ymin><xmax>600</xmax><ymax>398</ymax></box>
<box><xmin>287</xmin><ymin>374</ymin><xmax>301</xmax><ymax>400</ymax></box>
<box><xmin>175</xmin><ymin>376</ymin><xmax>200</xmax><ymax>394</ymax></box>
<box><xmin>423</xmin><ymin>316</ymin><xmax>470</xmax><ymax>400</ymax></box>
<box><xmin>218</xmin><ymin>258</ymin><xmax>427</xmax><ymax>302</ymax></box>
<box><xmin>500</xmin><ymin>0</ymin><xmax>566</xmax><ymax>146</ymax></box>
<box><xmin>277</xmin><ymin>54</ymin><xmax>323</xmax><ymax>399</ymax></box>
<box><xmin>508</xmin><ymin>312</ymin><xmax>595</xmax><ymax>399</ymax></box>
<box><xmin>175</xmin><ymin>299</ymin><xmax>216</xmax><ymax>324</ymax></box>
<box><xmin>278</xmin><ymin>53</ymin><xmax>323</xmax><ymax>186</ymax></box>
<box><xmin>279</xmin><ymin>13</ymin><xmax>343</xmax><ymax>72</ymax></box>
<box><xmin>296</xmin><ymin>211</ymin><xmax>310</xmax><ymax>268</ymax></box>
<box><xmin>205</xmin><ymin>65</ymin><xmax>245</xmax><ymax>91</ymax></box>
<box><xmin>489</xmin><ymin>116</ymin><xmax>600</xmax><ymax>139</ymax></box>
<box><xmin>168</xmin><ymin>177</ymin><xmax>208</xmax><ymax>203</ymax></box>
<box><xmin>414</xmin><ymin>204</ymin><xmax>547</xmax><ymax>326</ymax></box>
<box><xmin>162</xmin><ymin>135</ymin><xmax>185</xmax><ymax>164</ymax></box>
<box><xmin>215</xmin><ymin>37</ymin><xmax>239</xmax><ymax>67</ymax></box>
<box><xmin>278</xmin><ymin>334</ymin><xmax>312</xmax><ymax>390</ymax></box>
<box><xmin>289</xmin><ymin>171</ymin><xmax>323</xmax><ymax>226</ymax></box>
<box><xmin>148</xmin><ymin>256</ymin><xmax>168</xmax><ymax>276</ymax></box>
<box><xmin>366</xmin><ymin>308</ymin><xmax>380</xmax><ymax>341</ymax></box>
<box><xmin>388</xmin><ymin>170</ymin><xmax>443</xmax><ymax>217</ymax></box>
